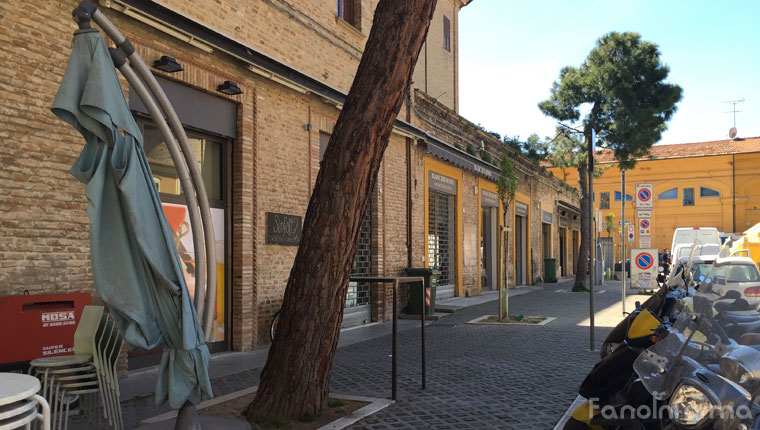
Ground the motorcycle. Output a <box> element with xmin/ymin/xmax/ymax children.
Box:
<box><xmin>564</xmin><ymin>303</ymin><xmax>669</xmax><ymax>430</ymax></box>
<box><xmin>629</xmin><ymin>290</ymin><xmax>760</xmax><ymax>429</ymax></box>
<box><xmin>599</xmin><ymin>264</ymin><xmax>687</xmax><ymax>359</ymax></box>
<box><xmin>572</xmin><ymin>283</ymin><xmax>760</xmax><ymax>429</ymax></box>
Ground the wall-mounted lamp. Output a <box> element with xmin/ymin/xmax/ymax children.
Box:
<box><xmin>217</xmin><ymin>80</ymin><xmax>243</xmax><ymax>95</ymax></box>
<box><xmin>153</xmin><ymin>56</ymin><xmax>183</xmax><ymax>73</ymax></box>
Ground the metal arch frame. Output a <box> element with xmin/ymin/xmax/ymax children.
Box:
<box><xmin>72</xmin><ymin>0</ymin><xmax>217</xmax><ymax>342</ymax></box>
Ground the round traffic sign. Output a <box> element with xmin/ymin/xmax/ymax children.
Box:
<box><xmin>635</xmin><ymin>252</ymin><xmax>654</xmax><ymax>270</ymax></box>
<box><xmin>640</xmin><ymin>220</ymin><xmax>650</xmax><ymax>229</ymax></box>
<box><xmin>638</xmin><ymin>188</ymin><xmax>651</xmax><ymax>202</ymax></box>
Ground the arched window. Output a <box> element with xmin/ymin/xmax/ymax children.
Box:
<box><xmin>658</xmin><ymin>188</ymin><xmax>678</xmax><ymax>200</ymax></box>
<box><xmin>614</xmin><ymin>191</ymin><xmax>633</xmax><ymax>202</ymax></box>
<box><xmin>700</xmin><ymin>186</ymin><xmax>721</xmax><ymax>198</ymax></box>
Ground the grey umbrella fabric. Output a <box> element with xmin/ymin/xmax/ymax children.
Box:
<box><xmin>51</xmin><ymin>29</ymin><xmax>212</xmax><ymax>409</ymax></box>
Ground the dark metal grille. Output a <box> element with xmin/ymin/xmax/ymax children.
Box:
<box><xmin>346</xmin><ymin>210</ymin><xmax>371</xmax><ymax>308</ymax></box>
<box><xmin>428</xmin><ymin>190</ymin><xmax>455</xmax><ymax>288</ymax></box>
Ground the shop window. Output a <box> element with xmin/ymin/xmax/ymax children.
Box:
<box><xmin>337</xmin><ymin>0</ymin><xmax>359</xmax><ymax>28</ymax></box>
<box><xmin>700</xmin><ymin>186</ymin><xmax>720</xmax><ymax>198</ymax></box>
<box><xmin>599</xmin><ymin>192</ymin><xmax>610</xmax><ymax>210</ymax></box>
<box><xmin>614</xmin><ymin>191</ymin><xmax>633</xmax><ymax>202</ymax></box>
<box><xmin>443</xmin><ymin>16</ymin><xmax>451</xmax><ymax>52</ymax></box>
<box><xmin>139</xmin><ymin>119</ymin><xmax>228</xmax><ymax>344</ymax></box>
<box><xmin>658</xmin><ymin>188</ymin><xmax>677</xmax><ymax>200</ymax></box>
<box><xmin>683</xmin><ymin>188</ymin><xmax>695</xmax><ymax>206</ymax></box>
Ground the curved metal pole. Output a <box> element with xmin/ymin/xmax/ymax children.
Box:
<box><xmin>117</xmin><ymin>61</ymin><xmax>207</xmax><ymax>320</ymax></box>
<box><xmin>125</xmin><ymin>49</ymin><xmax>218</xmax><ymax>340</ymax></box>
<box><xmin>92</xmin><ymin>9</ymin><xmax>217</xmax><ymax>339</ymax></box>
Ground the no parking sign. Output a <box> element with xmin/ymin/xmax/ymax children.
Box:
<box><xmin>635</xmin><ymin>184</ymin><xmax>653</xmax><ymax>210</ymax></box>
<box><xmin>639</xmin><ymin>218</ymin><xmax>651</xmax><ymax>235</ymax></box>
<box><xmin>631</xmin><ymin>248</ymin><xmax>657</xmax><ymax>289</ymax></box>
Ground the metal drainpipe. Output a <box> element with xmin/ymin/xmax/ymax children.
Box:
<box><xmin>406</xmin><ymin>89</ymin><xmax>413</xmax><ymax>267</ymax></box>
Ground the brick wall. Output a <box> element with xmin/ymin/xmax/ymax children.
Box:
<box><xmin>152</xmin><ymin>0</ymin><xmax>465</xmax><ymax>111</ymax></box>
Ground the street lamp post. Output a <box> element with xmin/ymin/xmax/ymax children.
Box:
<box><xmin>621</xmin><ymin>169</ymin><xmax>626</xmax><ymax>315</ymax></box>
<box><xmin>589</xmin><ymin>129</ymin><xmax>596</xmax><ymax>351</ymax></box>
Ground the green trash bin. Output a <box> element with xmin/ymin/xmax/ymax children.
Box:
<box><xmin>404</xmin><ymin>267</ymin><xmax>439</xmax><ymax>316</ymax></box>
<box><xmin>544</xmin><ymin>258</ymin><xmax>557</xmax><ymax>283</ymax></box>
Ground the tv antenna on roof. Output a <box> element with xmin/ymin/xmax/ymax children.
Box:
<box><xmin>724</xmin><ymin>98</ymin><xmax>745</xmax><ymax>138</ymax></box>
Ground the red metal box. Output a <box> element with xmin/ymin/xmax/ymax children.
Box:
<box><xmin>0</xmin><ymin>293</ymin><xmax>92</xmax><ymax>366</ymax></box>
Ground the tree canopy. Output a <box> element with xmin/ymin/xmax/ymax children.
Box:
<box><xmin>538</xmin><ymin>31</ymin><xmax>682</xmax><ymax>169</ymax></box>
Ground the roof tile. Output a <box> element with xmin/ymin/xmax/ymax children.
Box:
<box><xmin>595</xmin><ymin>136</ymin><xmax>760</xmax><ymax>163</ymax></box>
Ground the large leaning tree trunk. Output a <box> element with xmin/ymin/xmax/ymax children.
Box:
<box><xmin>247</xmin><ymin>0</ymin><xmax>437</xmax><ymax>420</ymax></box>
<box><xmin>574</xmin><ymin>160</ymin><xmax>589</xmax><ymax>289</ymax></box>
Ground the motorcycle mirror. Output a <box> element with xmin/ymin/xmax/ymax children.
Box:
<box><xmin>705</xmin><ymin>277</ymin><xmax>712</xmax><ymax>284</ymax></box>
<box><xmin>699</xmin><ymin>275</ymin><xmax>705</xmax><ymax>282</ymax></box>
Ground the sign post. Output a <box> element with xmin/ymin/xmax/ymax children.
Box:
<box><xmin>631</xmin><ymin>248</ymin><xmax>658</xmax><ymax>290</ymax></box>
<box><xmin>635</xmin><ymin>183</ymin><xmax>654</xmax><ymax>257</ymax></box>
<box><xmin>589</xmin><ymin>129</ymin><xmax>596</xmax><ymax>352</ymax></box>
<box><xmin>621</xmin><ymin>170</ymin><xmax>626</xmax><ymax>314</ymax></box>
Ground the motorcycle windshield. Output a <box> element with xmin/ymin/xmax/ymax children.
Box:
<box><xmin>634</xmin><ymin>287</ymin><xmax>760</xmax><ymax>400</ymax></box>
<box><xmin>633</xmin><ymin>312</ymin><xmax>692</xmax><ymax>399</ymax></box>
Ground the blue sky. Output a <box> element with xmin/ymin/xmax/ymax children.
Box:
<box><xmin>458</xmin><ymin>0</ymin><xmax>760</xmax><ymax>146</ymax></box>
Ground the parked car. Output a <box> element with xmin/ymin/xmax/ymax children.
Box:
<box><xmin>705</xmin><ymin>255</ymin><xmax>760</xmax><ymax>306</ymax></box>
<box><xmin>670</xmin><ymin>227</ymin><xmax>721</xmax><ymax>264</ymax></box>
<box><xmin>672</xmin><ymin>243</ymin><xmax>721</xmax><ymax>261</ymax></box>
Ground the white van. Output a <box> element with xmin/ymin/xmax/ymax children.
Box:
<box><xmin>670</xmin><ymin>227</ymin><xmax>721</xmax><ymax>263</ymax></box>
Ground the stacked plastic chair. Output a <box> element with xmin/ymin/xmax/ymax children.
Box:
<box><xmin>29</xmin><ymin>305</ymin><xmax>123</xmax><ymax>430</ymax></box>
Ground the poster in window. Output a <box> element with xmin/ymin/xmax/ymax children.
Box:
<box><xmin>464</xmin><ymin>222</ymin><xmax>478</xmax><ymax>267</ymax></box>
<box><xmin>161</xmin><ymin>203</ymin><xmax>226</xmax><ymax>342</ymax></box>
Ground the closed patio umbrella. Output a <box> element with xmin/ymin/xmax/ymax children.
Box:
<box><xmin>51</xmin><ymin>28</ymin><xmax>212</xmax><ymax>409</ymax></box>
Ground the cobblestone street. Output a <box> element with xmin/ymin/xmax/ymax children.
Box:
<box><xmin>336</xmin><ymin>283</ymin><xmax>631</xmax><ymax>429</ymax></box>
<box><xmin>75</xmin><ymin>280</ymin><xmax>644</xmax><ymax>429</ymax></box>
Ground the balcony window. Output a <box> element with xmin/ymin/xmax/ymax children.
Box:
<box><xmin>337</xmin><ymin>0</ymin><xmax>359</xmax><ymax>28</ymax></box>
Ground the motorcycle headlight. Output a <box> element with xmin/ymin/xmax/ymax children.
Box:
<box><xmin>669</xmin><ymin>384</ymin><xmax>714</xmax><ymax>426</ymax></box>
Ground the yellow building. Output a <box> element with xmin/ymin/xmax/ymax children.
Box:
<box><xmin>549</xmin><ymin>137</ymin><xmax>760</xmax><ymax>256</ymax></box>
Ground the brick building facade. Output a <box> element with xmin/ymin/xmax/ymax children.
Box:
<box><xmin>0</xmin><ymin>0</ymin><xmax>578</xmax><ymax>370</ymax></box>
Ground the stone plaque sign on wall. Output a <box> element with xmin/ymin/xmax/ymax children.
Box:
<box><xmin>481</xmin><ymin>190</ymin><xmax>499</xmax><ymax>208</ymax></box>
<box><xmin>542</xmin><ymin>210</ymin><xmax>553</xmax><ymax>225</ymax></box>
<box><xmin>266</xmin><ymin>212</ymin><xmax>302</xmax><ymax>245</ymax></box>
<box><xmin>559</xmin><ymin>216</ymin><xmax>568</xmax><ymax>228</ymax></box>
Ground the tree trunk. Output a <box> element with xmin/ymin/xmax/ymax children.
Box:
<box><xmin>247</xmin><ymin>0</ymin><xmax>437</xmax><ymax>421</ymax></box>
<box><xmin>574</xmin><ymin>161</ymin><xmax>589</xmax><ymax>288</ymax></box>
